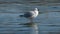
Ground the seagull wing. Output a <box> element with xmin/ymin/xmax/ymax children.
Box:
<box><xmin>24</xmin><ymin>11</ymin><xmax>34</xmax><ymax>18</ymax></box>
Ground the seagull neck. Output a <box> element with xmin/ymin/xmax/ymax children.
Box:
<box><xmin>34</xmin><ymin>10</ymin><xmax>38</xmax><ymax>14</ymax></box>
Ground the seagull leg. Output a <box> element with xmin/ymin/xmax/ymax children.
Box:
<box><xmin>30</xmin><ymin>18</ymin><xmax>33</xmax><ymax>23</ymax></box>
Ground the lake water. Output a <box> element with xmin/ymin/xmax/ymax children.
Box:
<box><xmin>0</xmin><ymin>0</ymin><xmax>60</xmax><ymax>34</ymax></box>
<box><xmin>0</xmin><ymin>12</ymin><xmax>60</xmax><ymax>34</ymax></box>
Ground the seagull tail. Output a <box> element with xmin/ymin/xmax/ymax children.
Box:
<box><xmin>19</xmin><ymin>15</ymin><xmax>24</xmax><ymax>17</ymax></box>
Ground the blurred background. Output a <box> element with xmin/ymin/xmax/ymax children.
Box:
<box><xmin>0</xmin><ymin>0</ymin><xmax>60</xmax><ymax>34</ymax></box>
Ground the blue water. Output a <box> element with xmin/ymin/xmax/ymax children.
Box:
<box><xmin>0</xmin><ymin>0</ymin><xmax>60</xmax><ymax>34</ymax></box>
<box><xmin>0</xmin><ymin>12</ymin><xmax>60</xmax><ymax>34</ymax></box>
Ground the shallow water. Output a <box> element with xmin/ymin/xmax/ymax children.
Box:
<box><xmin>0</xmin><ymin>0</ymin><xmax>60</xmax><ymax>34</ymax></box>
<box><xmin>0</xmin><ymin>12</ymin><xmax>60</xmax><ymax>34</ymax></box>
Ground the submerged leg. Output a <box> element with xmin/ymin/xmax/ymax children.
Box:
<box><xmin>29</xmin><ymin>18</ymin><xmax>33</xmax><ymax>23</ymax></box>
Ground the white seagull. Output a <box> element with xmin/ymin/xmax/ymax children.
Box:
<box><xmin>20</xmin><ymin>8</ymin><xmax>39</xmax><ymax>23</ymax></box>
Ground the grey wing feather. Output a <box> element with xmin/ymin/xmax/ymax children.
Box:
<box><xmin>24</xmin><ymin>12</ymin><xmax>33</xmax><ymax>18</ymax></box>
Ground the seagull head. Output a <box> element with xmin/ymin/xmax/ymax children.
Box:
<box><xmin>34</xmin><ymin>8</ymin><xmax>38</xmax><ymax>11</ymax></box>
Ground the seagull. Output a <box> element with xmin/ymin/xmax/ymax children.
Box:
<box><xmin>19</xmin><ymin>8</ymin><xmax>39</xmax><ymax>23</ymax></box>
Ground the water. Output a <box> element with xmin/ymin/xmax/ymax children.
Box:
<box><xmin>0</xmin><ymin>0</ymin><xmax>60</xmax><ymax>34</ymax></box>
<box><xmin>0</xmin><ymin>12</ymin><xmax>60</xmax><ymax>34</ymax></box>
